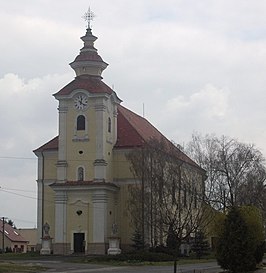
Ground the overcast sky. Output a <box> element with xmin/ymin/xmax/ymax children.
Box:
<box><xmin>1</xmin><ymin>0</ymin><xmax>266</xmax><ymax>228</ymax></box>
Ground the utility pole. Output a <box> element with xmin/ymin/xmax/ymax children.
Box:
<box><xmin>1</xmin><ymin>217</ymin><xmax>7</xmax><ymax>254</ymax></box>
<box><xmin>141</xmin><ymin>148</ymin><xmax>145</xmax><ymax>249</ymax></box>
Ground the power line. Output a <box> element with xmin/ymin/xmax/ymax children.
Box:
<box><xmin>0</xmin><ymin>156</ymin><xmax>36</xmax><ymax>160</ymax></box>
<box><xmin>0</xmin><ymin>189</ymin><xmax>36</xmax><ymax>200</ymax></box>
<box><xmin>0</xmin><ymin>153</ymin><xmax>140</xmax><ymax>165</ymax></box>
<box><xmin>0</xmin><ymin>155</ymin><xmax>130</xmax><ymax>164</ymax></box>
<box><xmin>0</xmin><ymin>187</ymin><xmax>35</xmax><ymax>193</ymax></box>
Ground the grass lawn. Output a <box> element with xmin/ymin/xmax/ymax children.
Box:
<box><xmin>0</xmin><ymin>253</ymin><xmax>46</xmax><ymax>272</ymax></box>
<box><xmin>0</xmin><ymin>261</ymin><xmax>45</xmax><ymax>273</ymax></box>
<box><xmin>0</xmin><ymin>252</ymin><xmax>265</xmax><ymax>272</ymax></box>
<box><xmin>0</xmin><ymin>252</ymin><xmax>41</xmax><ymax>260</ymax></box>
<box><xmin>0</xmin><ymin>251</ymin><xmax>217</xmax><ymax>264</ymax></box>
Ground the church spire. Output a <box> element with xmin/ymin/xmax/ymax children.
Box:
<box><xmin>70</xmin><ymin>9</ymin><xmax>108</xmax><ymax>78</ymax></box>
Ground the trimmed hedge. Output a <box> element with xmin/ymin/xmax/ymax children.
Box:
<box><xmin>88</xmin><ymin>251</ymin><xmax>173</xmax><ymax>262</ymax></box>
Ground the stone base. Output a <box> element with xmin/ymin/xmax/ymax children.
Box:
<box><xmin>53</xmin><ymin>243</ymin><xmax>71</xmax><ymax>255</ymax></box>
<box><xmin>107</xmin><ymin>238</ymin><xmax>121</xmax><ymax>255</ymax></box>
<box><xmin>40</xmin><ymin>248</ymin><xmax>51</xmax><ymax>255</ymax></box>
<box><xmin>40</xmin><ymin>238</ymin><xmax>52</xmax><ymax>255</ymax></box>
<box><xmin>107</xmin><ymin>247</ymin><xmax>121</xmax><ymax>255</ymax></box>
<box><xmin>87</xmin><ymin>243</ymin><xmax>107</xmax><ymax>255</ymax></box>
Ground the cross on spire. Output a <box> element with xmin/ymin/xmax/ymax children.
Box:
<box><xmin>82</xmin><ymin>7</ymin><xmax>95</xmax><ymax>29</ymax></box>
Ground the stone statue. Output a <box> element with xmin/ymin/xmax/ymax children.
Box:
<box><xmin>43</xmin><ymin>222</ymin><xmax>50</xmax><ymax>237</ymax></box>
<box><xmin>40</xmin><ymin>222</ymin><xmax>52</xmax><ymax>255</ymax></box>
<box><xmin>108</xmin><ymin>223</ymin><xmax>121</xmax><ymax>255</ymax></box>
<box><xmin>111</xmin><ymin>223</ymin><xmax>118</xmax><ymax>236</ymax></box>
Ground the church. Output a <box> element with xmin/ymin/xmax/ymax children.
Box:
<box><xmin>34</xmin><ymin>17</ymin><xmax>205</xmax><ymax>255</ymax></box>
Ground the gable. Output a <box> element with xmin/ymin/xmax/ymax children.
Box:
<box><xmin>0</xmin><ymin>221</ymin><xmax>28</xmax><ymax>243</ymax></box>
<box><xmin>33</xmin><ymin>136</ymin><xmax>58</xmax><ymax>154</ymax></box>
<box><xmin>54</xmin><ymin>75</ymin><xmax>116</xmax><ymax>97</ymax></box>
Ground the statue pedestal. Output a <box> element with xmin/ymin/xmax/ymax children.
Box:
<box><xmin>107</xmin><ymin>237</ymin><xmax>121</xmax><ymax>255</ymax></box>
<box><xmin>40</xmin><ymin>237</ymin><xmax>52</xmax><ymax>255</ymax></box>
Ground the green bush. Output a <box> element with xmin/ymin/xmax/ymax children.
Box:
<box><xmin>216</xmin><ymin>206</ymin><xmax>265</xmax><ymax>273</ymax></box>
<box><xmin>131</xmin><ymin>229</ymin><xmax>145</xmax><ymax>250</ymax></box>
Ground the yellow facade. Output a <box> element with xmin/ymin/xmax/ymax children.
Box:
<box><xmin>38</xmin><ymin>146</ymin><xmax>136</xmax><ymax>253</ymax></box>
<box><xmin>34</xmin><ymin>25</ymin><xmax>205</xmax><ymax>255</ymax></box>
<box><xmin>33</xmin><ymin>26</ymin><xmax>143</xmax><ymax>254</ymax></box>
<box><xmin>113</xmin><ymin>149</ymin><xmax>133</xmax><ymax>179</ymax></box>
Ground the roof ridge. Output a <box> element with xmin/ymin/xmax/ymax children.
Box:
<box><xmin>117</xmin><ymin>105</ymin><xmax>146</xmax><ymax>143</ymax></box>
<box><xmin>118</xmin><ymin>104</ymin><xmax>171</xmax><ymax>144</ymax></box>
<box><xmin>117</xmin><ymin>105</ymin><xmax>203</xmax><ymax>170</ymax></box>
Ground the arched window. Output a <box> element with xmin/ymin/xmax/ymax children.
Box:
<box><xmin>77</xmin><ymin>115</ymin><xmax>85</xmax><ymax>131</ymax></box>
<box><xmin>77</xmin><ymin>167</ymin><xmax>84</xmax><ymax>181</ymax></box>
<box><xmin>108</xmin><ymin>117</ymin><xmax>111</xmax><ymax>133</ymax></box>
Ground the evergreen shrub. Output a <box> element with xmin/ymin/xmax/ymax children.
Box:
<box><xmin>216</xmin><ymin>206</ymin><xmax>264</xmax><ymax>273</ymax></box>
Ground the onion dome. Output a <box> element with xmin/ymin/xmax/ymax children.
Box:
<box><xmin>70</xmin><ymin>27</ymin><xmax>108</xmax><ymax>78</ymax></box>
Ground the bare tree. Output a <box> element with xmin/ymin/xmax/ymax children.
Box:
<box><xmin>186</xmin><ymin>133</ymin><xmax>266</xmax><ymax>211</ymax></box>
<box><xmin>127</xmin><ymin>137</ymin><xmax>208</xmax><ymax>252</ymax></box>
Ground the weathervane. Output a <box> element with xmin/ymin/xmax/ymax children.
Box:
<box><xmin>82</xmin><ymin>7</ymin><xmax>95</xmax><ymax>29</ymax></box>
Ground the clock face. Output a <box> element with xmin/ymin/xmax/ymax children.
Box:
<box><xmin>74</xmin><ymin>95</ymin><xmax>88</xmax><ymax>110</ymax></box>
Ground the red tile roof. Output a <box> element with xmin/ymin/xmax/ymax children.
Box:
<box><xmin>54</xmin><ymin>75</ymin><xmax>114</xmax><ymax>96</ymax></box>
<box><xmin>72</xmin><ymin>51</ymin><xmax>105</xmax><ymax>63</ymax></box>
<box><xmin>116</xmin><ymin>105</ymin><xmax>169</xmax><ymax>147</ymax></box>
<box><xmin>115</xmin><ymin>106</ymin><xmax>145</xmax><ymax>148</ymax></box>
<box><xmin>0</xmin><ymin>221</ymin><xmax>28</xmax><ymax>243</ymax></box>
<box><xmin>33</xmin><ymin>136</ymin><xmax>58</xmax><ymax>154</ymax></box>
<box><xmin>33</xmin><ymin>105</ymin><xmax>201</xmax><ymax>169</ymax></box>
<box><xmin>115</xmin><ymin>105</ymin><xmax>201</xmax><ymax>168</ymax></box>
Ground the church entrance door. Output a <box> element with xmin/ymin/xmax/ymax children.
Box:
<box><xmin>73</xmin><ymin>233</ymin><xmax>85</xmax><ymax>253</ymax></box>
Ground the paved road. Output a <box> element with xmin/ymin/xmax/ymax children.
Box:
<box><xmin>14</xmin><ymin>259</ymin><xmax>221</xmax><ymax>273</ymax></box>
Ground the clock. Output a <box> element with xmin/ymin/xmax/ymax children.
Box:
<box><xmin>74</xmin><ymin>94</ymin><xmax>88</xmax><ymax>110</ymax></box>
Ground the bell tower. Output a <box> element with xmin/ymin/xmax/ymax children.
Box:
<box><xmin>50</xmin><ymin>10</ymin><xmax>121</xmax><ymax>254</ymax></box>
<box><xmin>53</xmin><ymin>10</ymin><xmax>121</xmax><ymax>184</ymax></box>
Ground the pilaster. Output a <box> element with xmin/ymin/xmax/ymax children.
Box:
<box><xmin>113</xmin><ymin>107</ymin><xmax>118</xmax><ymax>144</ymax></box>
<box><xmin>54</xmin><ymin>191</ymin><xmax>67</xmax><ymax>245</ymax></box>
<box><xmin>92</xmin><ymin>190</ymin><xmax>108</xmax><ymax>244</ymax></box>
<box><xmin>57</xmin><ymin>104</ymin><xmax>68</xmax><ymax>182</ymax></box>
<box><xmin>94</xmin><ymin>102</ymin><xmax>107</xmax><ymax>180</ymax></box>
<box><xmin>93</xmin><ymin>159</ymin><xmax>107</xmax><ymax>182</ymax></box>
